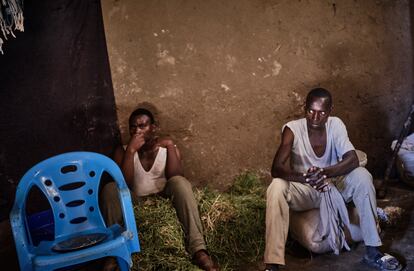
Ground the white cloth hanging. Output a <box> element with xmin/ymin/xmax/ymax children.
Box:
<box><xmin>0</xmin><ymin>0</ymin><xmax>24</xmax><ymax>54</ymax></box>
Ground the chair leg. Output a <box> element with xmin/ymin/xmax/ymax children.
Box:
<box><xmin>116</xmin><ymin>257</ymin><xmax>130</xmax><ymax>271</ymax></box>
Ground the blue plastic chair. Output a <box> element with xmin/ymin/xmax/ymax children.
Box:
<box><xmin>9</xmin><ymin>152</ymin><xmax>140</xmax><ymax>271</ymax></box>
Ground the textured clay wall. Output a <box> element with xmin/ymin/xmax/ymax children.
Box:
<box><xmin>101</xmin><ymin>0</ymin><xmax>414</xmax><ymax>189</ymax></box>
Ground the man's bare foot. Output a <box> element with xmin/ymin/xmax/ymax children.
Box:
<box><xmin>193</xmin><ymin>250</ymin><xmax>219</xmax><ymax>271</ymax></box>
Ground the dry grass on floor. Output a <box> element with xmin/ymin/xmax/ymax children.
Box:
<box><xmin>133</xmin><ymin>172</ymin><xmax>266</xmax><ymax>271</ymax></box>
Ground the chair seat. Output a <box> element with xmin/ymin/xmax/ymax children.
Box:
<box><xmin>33</xmin><ymin>226</ymin><xmax>133</xmax><ymax>269</ymax></box>
<box><xmin>52</xmin><ymin>232</ymin><xmax>108</xmax><ymax>252</ymax></box>
<box><xmin>34</xmin><ymin>224</ymin><xmax>123</xmax><ymax>255</ymax></box>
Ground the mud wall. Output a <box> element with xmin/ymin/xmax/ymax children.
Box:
<box><xmin>101</xmin><ymin>0</ymin><xmax>414</xmax><ymax>189</ymax></box>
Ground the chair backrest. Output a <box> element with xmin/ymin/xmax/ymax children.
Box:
<box><xmin>13</xmin><ymin>152</ymin><xmax>128</xmax><ymax>242</ymax></box>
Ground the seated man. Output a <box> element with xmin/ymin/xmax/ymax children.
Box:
<box><xmin>264</xmin><ymin>88</ymin><xmax>402</xmax><ymax>271</ymax></box>
<box><xmin>101</xmin><ymin>108</ymin><xmax>218</xmax><ymax>271</ymax></box>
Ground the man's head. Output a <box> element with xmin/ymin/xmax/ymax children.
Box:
<box><xmin>128</xmin><ymin>108</ymin><xmax>156</xmax><ymax>140</ymax></box>
<box><xmin>304</xmin><ymin>88</ymin><xmax>333</xmax><ymax>130</ymax></box>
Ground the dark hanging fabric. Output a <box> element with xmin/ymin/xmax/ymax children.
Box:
<box><xmin>0</xmin><ymin>0</ymin><xmax>120</xmax><ymax>221</ymax></box>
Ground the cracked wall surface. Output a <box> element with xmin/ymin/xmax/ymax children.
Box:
<box><xmin>102</xmin><ymin>0</ymin><xmax>414</xmax><ymax>189</ymax></box>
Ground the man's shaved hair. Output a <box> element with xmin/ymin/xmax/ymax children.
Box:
<box><xmin>129</xmin><ymin>108</ymin><xmax>155</xmax><ymax>125</ymax></box>
<box><xmin>305</xmin><ymin>88</ymin><xmax>333</xmax><ymax>109</ymax></box>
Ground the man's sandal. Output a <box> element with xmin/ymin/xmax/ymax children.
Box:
<box><xmin>362</xmin><ymin>253</ymin><xmax>403</xmax><ymax>271</ymax></box>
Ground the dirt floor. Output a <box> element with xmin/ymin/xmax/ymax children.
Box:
<box><xmin>1</xmin><ymin>179</ymin><xmax>413</xmax><ymax>271</ymax></box>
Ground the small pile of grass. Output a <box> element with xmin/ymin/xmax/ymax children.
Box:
<box><xmin>133</xmin><ymin>172</ymin><xmax>266</xmax><ymax>270</ymax></box>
